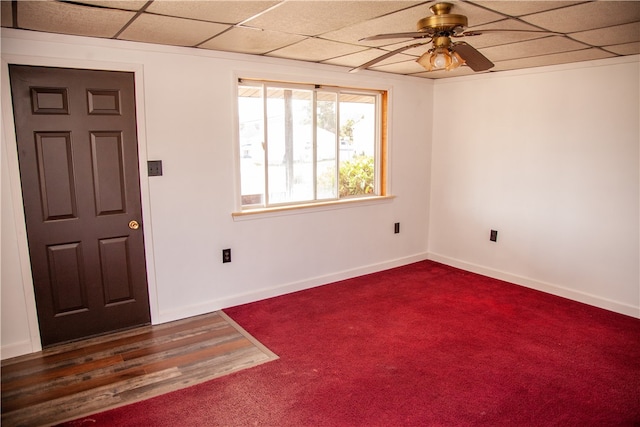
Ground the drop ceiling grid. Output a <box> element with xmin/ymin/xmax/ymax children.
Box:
<box><xmin>144</xmin><ymin>0</ymin><xmax>282</xmax><ymax>25</ymax></box>
<box><xmin>2</xmin><ymin>1</ymin><xmax>639</xmax><ymax>79</ymax></box>
<box><xmin>117</xmin><ymin>13</ymin><xmax>231</xmax><ymax>47</ymax></box>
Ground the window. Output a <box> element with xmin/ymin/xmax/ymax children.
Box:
<box><xmin>237</xmin><ymin>79</ymin><xmax>386</xmax><ymax>210</ymax></box>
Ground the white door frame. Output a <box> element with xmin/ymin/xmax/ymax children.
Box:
<box><xmin>1</xmin><ymin>54</ymin><xmax>159</xmax><ymax>355</ymax></box>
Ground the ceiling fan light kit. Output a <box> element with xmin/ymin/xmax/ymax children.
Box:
<box><xmin>416</xmin><ymin>35</ymin><xmax>465</xmax><ymax>72</ymax></box>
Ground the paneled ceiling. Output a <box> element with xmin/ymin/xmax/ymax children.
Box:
<box><xmin>1</xmin><ymin>0</ymin><xmax>639</xmax><ymax>79</ymax></box>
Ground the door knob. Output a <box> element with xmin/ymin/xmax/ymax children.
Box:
<box><xmin>128</xmin><ymin>220</ymin><xmax>140</xmax><ymax>230</ymax></box>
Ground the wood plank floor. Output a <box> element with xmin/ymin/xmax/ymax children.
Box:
<box><xmin>1</xmin><ymin>311</ymin><xmax>278</xmax><ymax>427</ymax></box>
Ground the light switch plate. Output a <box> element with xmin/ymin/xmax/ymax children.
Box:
<box><xmin>148</xmin><ymin>160</ymin><xmax>163</xmax><ymax>176</ymax></box>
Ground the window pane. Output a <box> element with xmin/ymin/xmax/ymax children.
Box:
<box><xmin>237</xmin><ymin>81</ymin><xmax>382</xmax><ymax>209</ymax></box>
<box><xmin>339</xmin><ymin>93</ymin><xmax>376</xmax><ymax>197</ymax></box>
<box><xmin>316</xmin><ymin>92</ymin><xmax>337</xmax><ymax>200</ymax></box>
<box><xmin>238</xmin><ymin>85</ymin><xmax>264</xmax><ymax>206</ymax></box>
<box><xmin>266</xmin><ymin>88</ymin><xmax>313</xmax><ymax>204</ymax></box>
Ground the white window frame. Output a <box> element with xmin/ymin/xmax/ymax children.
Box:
<box><xmin>235</xmin><ymin>78</ymin><xmax>387</xmax><ymax>213</ymax></box>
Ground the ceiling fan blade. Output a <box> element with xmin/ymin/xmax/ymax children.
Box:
<box><xmin>451</xmin><ymin>42</ymin><xmax>494</xmax><ymax>72</ymax></box>
<box><xmin>459</xmin><ymin>29</ymin><xmax>563</xmax><ymax>37</ymax></box>
<box><xmin>349</xmin><ymin>42</ymin><xmax>429</xmax><ymax>73</ymax></box>
<box><xmin>360</xmin><ymin>31</ymin><xmax>433</xmax><ymax>42</ymax></box>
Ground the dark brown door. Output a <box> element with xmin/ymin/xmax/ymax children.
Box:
<box><xmin>9</xmin><ymin>65</ymin><xmax>151</xmax><ymax>347</ymax></box>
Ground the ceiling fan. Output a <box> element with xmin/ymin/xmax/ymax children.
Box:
<box><xmin>350</xmin><ymin>2</ymin><xmax>557</xmax><ymax>74</ymax></box>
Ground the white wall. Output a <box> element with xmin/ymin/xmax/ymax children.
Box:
<box><xmin>428</xmin><ymin>56</ymin><xmax>640</xmax><ymax>317</ymax></box>
<box><xmin>1</xmin><ymin>29</ymin><xmax>433</xmax><ymax>358</ymax></box>
<box><xmin>3</xmin><ymin>29</ymin><xmax>637</xmax><ymax>360</ymax></box>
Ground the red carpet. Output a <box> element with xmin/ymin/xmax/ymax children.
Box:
<box><xmin>63</xmin><ymin>261</ymin><xmax>639</xmax><ymax>426</ymax></box>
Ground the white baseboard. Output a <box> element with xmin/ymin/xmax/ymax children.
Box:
<box><xmin>2</xmin><ymin>254</ymin><xmax>430</xmax><ymax>358</ymax></box>
<box><xmin>6</xmin><ymin>251</ymin><xmax>635</xmax><ymax>360</ymax></box>
<box><xmin>1</xmin><ymin>340</ymin><xmax>37</xmax><ymax>360</ymax></box>
<box><xmin>155</xmin><ymin>252</ymin><xmax>431</xmax><ymax>325</ymax></box>
<box><xmin>427</xmin><ymin>252</ymin><xmax>640</xmax><ymax>319</ymax></box>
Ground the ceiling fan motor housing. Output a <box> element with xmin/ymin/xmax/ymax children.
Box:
<box><xmin>418</xmin><ymin>2</ymin><xmax>468</xmax><ymax>33</ymax></box>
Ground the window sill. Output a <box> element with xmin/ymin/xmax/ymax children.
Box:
<box><xmin>232</xmin><ymin>195</ymin><xmax>395</xmax><ymax>221</ymax></box>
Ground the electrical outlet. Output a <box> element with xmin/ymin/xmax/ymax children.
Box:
<box><xmin>394</xmin><ymin>222</ymin><xmax>400</xmax><ymax>234</ymax></box>
<box><xmin>222</xmin><ymin>248</ymin><xmax>231</xmax><ymax>263</ymax></box>
<box><xmin>490</xmin><ymin>230</ymin><xmax>498</xmax><ymax>242</ymax></box>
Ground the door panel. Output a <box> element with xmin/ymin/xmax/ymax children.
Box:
<box><xmin>9</xmin><ymin>65</ymin><xmax>151</xmax><ymax>347</ymax></box>
<box><xmin>35</xmin><ymin>131</ymin><xmax>77</xmax><ymax>220</ymax></box>
<box><xmin>47</xmin><ymin>242</ymin><xmax>86</xmax><ymax>314</ymax></box>
<box><xmin>99</xmin><ymin>236</ymin><xmax>136</xmax><ymax>304</ymax></box>
<box><xmin>91</xmin><ymin>131</ymin><xmax>126</xmax><ymax>215</ymax></box>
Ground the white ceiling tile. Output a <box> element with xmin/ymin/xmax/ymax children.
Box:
<box><xmin>146</xmin><ymin>0</ymin><xmax>280</xmax><ymax>24</ymax></box>
<box><xmin>492</xmin><ymin>48</ymin><xmax>615</xmax><ymax>71</ymax></box>
<box><xmin>1</xmin><ymin>1</ymin><xmax>13</xmax><ymax>27</ymax></box>
<box><xmin>438</xmin><ymin>1</ymin><xmax>508</xmax><ymax>27</ymax></box>
<box><xmin>522</xmin><ymin>1</ymin><xmax>640</xmax><ymax>33</ymax></box>
<box><xmin>370</xmin><ymin>59</ymin><xmax>426</xmax><ymax>74</ymax></box>
<box><xmin>570</xmin><ymin>22</ymin><xmax>640</xmax><ymax>47</ymax></box>
<box><xmin>267</xmin><ymin>37</ymin><xmax>366</xmax><ymax>62</ymax></box>
<box><xmin>404</xmin><ymin>43</ymin><xmax>433</xmax><ymax>58</ymax></box>
<box><xmin>413</xmin><ymin>66</ymin><xmax>482</xmax><ymax>79</ymax></box>
<box><xmin>246</xmin><ymin>1</ymin><xmax>422</xmax><ymax>36</ymax></box>
<box><xmin>603</xmin><ymin>42</ymin><xmax>640</xmax><ymax>56</ymax></box>
<box><xmin>118</xmin><ymin>13</ymin><xmax>230</xmax><ymax>46</ymax></box>
<box><xmin>321</xmin><ymin>5</ymin><xmax>439</xmax><ymax>47</ymax></box>
<box><xmin>16</xmin><ymin>0</ymin><xmax>135</xmax><ymax>38</ymax></box>
<box><xmin>470</xmin><ymin>1</ymin><xmax>583</xmax><ymax>17</ymax></box>
<box><xmin>378</xmin><ymin>41</ymin><xmax>432</xmax><ymax>58</ymax></box>
<box><xmin>460</xmin><ymin>18</ymin><xmax>559</xmax><ymax>49</ymax></box>
<box><xmin>68</xmin><ymin>1</ymin><xmax>149</xmax><ymax>11</ymax></box>
<box><xmin>322</xmin><ymin>49</ymin><xmax>416</xmax><ymax>68</ymax></box>
<box><xmin>479</xmin><ymin>36</ymin><xmax>590</xmax><ymax>62</ymax></box>
<box><xmin>200</xmin><ymin>27</ymin><xmax>305</xmax><ymax>54</ymax></box>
